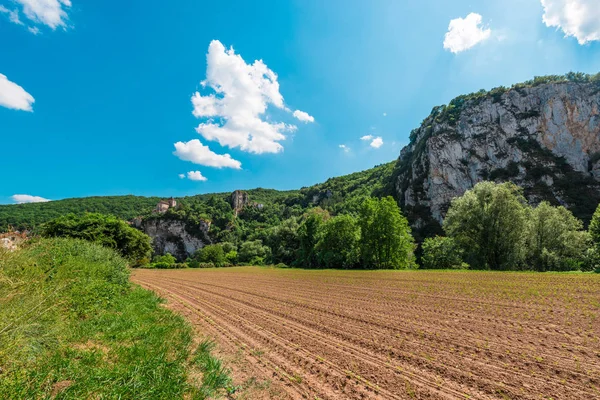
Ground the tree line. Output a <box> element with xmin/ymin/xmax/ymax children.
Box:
<box><xmin>38</xmin><ymin>181</ymin><xmax>600</xmax><ymax>272</ymax></box>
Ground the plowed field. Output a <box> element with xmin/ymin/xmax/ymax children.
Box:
<box><xmin>132</xmin><ymin>267</ymin><xmax>600</xmax><ymax>399</ymax></box>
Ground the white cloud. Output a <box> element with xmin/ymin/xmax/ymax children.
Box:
<box><xmin>360</xmin><ymin>135</ymin><xmax>374</xmax><ymax>141</ymax></box>
<box><xmin>15</xmin><ymin>0</ymin><xmax>71</xmax><ymax>30</ymax></box>
<box><xmin>370</xmin><ymin>137</ymin><xmax>384</xmax><ymax>149</ymax></box>
<box><xmin>541</xmin><ymin>0</ymin><xmax>600</xmax><ymax>44</ymax></box>
<box><xmin>293</xmin><ymin>110</ymin><xmax>314</xmax><ymax>123</ymax></box>
<box><xmin>173</xmin><ymin>139</ymin><xmax>242</xmax><ymax>169</ymax></box>
<box><xmin>443</xmin><ymin>13</ymin><xmax>491</xmax><ymax>53</ymax></box>
<box><xmin>28</xmin><ymin>26</ymin><xmax>40</xmax><ymax>35</ymax></box>
<box><xmin>12</xmin><ymin>194</ymin><xmax>50</xmax><ymax>204</ymax></box>
<box><xmin>186</xmin><ymin>171</ymin><xmax>208</xmax><ymax>181</ymax></box>
<box><xmin>0</xmin><ymin>6</ymin><xmax>23</xmax><ymax>25</ymax></box>
<box><xmin>191</xmin><ymin>40</ymin><xmax>301</xmax><ymax>154</ymax></box>
<box><xmin>178</xmin><ymin>173</ymin><xmax>185</xmax><ymax>179</ymax></box>
<box><xmin>339</xmin><ymin>144</ymin><xmax>350</xmax><ymax>153</ymax></box>
<box><xmin>0</xmin><ymin>74</ymin><xmax>35</xmax><ymax>111</ymax></box>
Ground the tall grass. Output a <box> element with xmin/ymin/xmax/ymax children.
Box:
<box><xmin>0</xmin><ymin>238</ymin><xmax>233</xmax><ymax>399</ymax></box>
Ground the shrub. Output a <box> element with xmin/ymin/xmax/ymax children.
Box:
<box><xmin>238</xmin><ymin>240</ymin><xmax>271</xmax><ymax>265</ymax></box>
<box><xmin>421</xmin><ymin>236</ymin><xmax>465</xmax><ymax>269</ymax></box>
<box><xmin>275</xmin><ymin>263</ymin><xmax>289</xmax><ymax>268</ymax></box>
<box><xmin>194</xmin><ymin>244</ymin><xmax>227</xmax><ymax>267</ymax></box>
<box><xmin>41</xmin><ymin>213</ymin><xmax>152</xmax><ymax>266</ymax></box>
<box><xmin>153</xmin><ymin>253</ymin><xmax>177</xmax><ymax>264</ymax></box>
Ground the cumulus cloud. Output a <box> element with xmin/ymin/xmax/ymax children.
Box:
<box><xmin>293</xmin><ymin>110</ymin><xmax>314</xmax><ymax>123</ymax></box>
<box><xmin>12</xmin><ymin>194</ymin><xmax>50</xmax><ymax>204</ymax></box>
<box><xmin>178</xmin><ymin>173</ymin><xmax>185</xmax><ymax>179</ymax></box>
<box><xmin>186</xmin><ymin>171</ymin><xmax>208</xmax><ymax>181</ymax></box>
<box><xmin>173</xmin><ymin>139</ymin><xmax>242</xmax><ymax>169</ymax></box>
<box><xmin>370</xmin><ymin>137</ymin><xmax>384</xmax><ymax>148</ymax></box>
<box><xmin>339</xmin><ymin>144</ymin><xmax>350</xmax><ymax>153</ymax></box>
<box><xmin>360</xmin><ymin>135</ymin><xmax>374</xmax><ymax>141</ymax></box>
<box><xmin>541</xmin><ymin>0</ymin><xmax>600</xmax><ymax>44</ymax></box>
<box><xmin>191</xmin><ymin>40</ymin><xmax>304</xmax><ymax>154</ymax></box>
<box><xmin>443</xmin><ymin>13</ymin><xmax>491</xmax><ymax>53</ymax></box>
<box><xmin>0</xmin><ymin>74</ymin><xmax>35</xmax><ymax>111</ymax></box>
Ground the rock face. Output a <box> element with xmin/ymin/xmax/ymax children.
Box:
<box><xmin>231</xmin><ymin>190</ymin><xmax>249</xmax><ymax>216</ymax></box>
<box><xmin>137</xmin><ymin>218</ymin><xmax>210</xmax><ymax>260</ymax></box>
<box><xmin>395</xmin><ymin>79</ymin><xmax>600</xmax><ymax>238</ymax></box>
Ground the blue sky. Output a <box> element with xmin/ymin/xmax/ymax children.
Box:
<box><xmin>1</xmin><ymin>0</ymin><xmax>599</xmax><ymax>204</ymax></box>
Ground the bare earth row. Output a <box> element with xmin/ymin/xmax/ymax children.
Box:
<box><xmin>132</xmin><ymin>267</ymin><xmax>600</xmax><ymax>399</ymax></box>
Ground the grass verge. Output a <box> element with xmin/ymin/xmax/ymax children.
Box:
<box><xmin>0</xmin><ymin>238</ymin><xmax>233</xmax><ymax>399</ymax></box>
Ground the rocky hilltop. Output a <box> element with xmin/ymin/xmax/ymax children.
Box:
<box><xmin>395</xmin><ymin>76</ymin><xmax>600</xmax><ymax>238</ymax></box>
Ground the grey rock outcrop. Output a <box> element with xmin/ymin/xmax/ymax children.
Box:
<box><xmin>395</xmin><ymin>80</ymin><xmax>600</xmax><ymax>236</ymax></box>
<box><xmin>231</xmin><ymin>190</ymin><xmax>249</xmax><ymax>216</ymax></box>
<box><xmin>137</xmin><ymin>218</ymin><xmax>210</xmax><ymax>260</ymax></box>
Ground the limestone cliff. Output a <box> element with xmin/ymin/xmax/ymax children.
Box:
<box><xmin>134</xmin><ymin>218</ymin><xmax>211</xmax><ymax>260</ymax></box>
<box><xmin>395</xmin><ymin>78</ymin><xmax>600</xmax><ymax>238</ymax></box>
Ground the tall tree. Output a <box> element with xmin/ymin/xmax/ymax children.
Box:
<box><xmin>315</xmin><ymin>214</ymin><xmax>360</xmax><ymax>269</ymax></box>
<box><xmin>297</xmin><ymin>208</ymin><xmax>329</xmax><ymax>268</ymax></box>
<box><xmin>359</xmin><ymin>197</ymin><xmax>415</xmax><ymax>269</ymax></box>
<box><xmin>526</xmin><ymin>202</ymin><xmax>590</xmax><ymax>271</ymax></box>
<box><xmin>443</xmin><ymin>182</ymin><xmax>527</xmax><ymax>270</ymax></box>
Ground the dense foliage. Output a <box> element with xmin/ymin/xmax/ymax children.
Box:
<box><xmin>41</xmin><ymin>213</ymin><xmax>152</xmax><ymax>265</ymax></box>
<box><xmin>443</xmin><ymin>182</ymin><xmax>593</xmax><ymax>271</ymax></box>
<box><xmin>421</xmin><ymin>236</ymin><xmax>465</xmax><ymax>269</ymax></box>
<box><xmin>0</xmin><ymin>195</ymin><xmax>159</xmax><ymax>231</ymax></box>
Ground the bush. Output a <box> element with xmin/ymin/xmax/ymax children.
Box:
<box><xmin>421</xmin><ymin>236</ymin><xmax>466</xmax><ymax>269</ymax></box>
<box><xmin>152</xmin><ymin>262</ymin><xmax>187</xmax><ymax>269</ymax></box>
<box><xmin>238</xmin><ymin>240</ymin><xmax>271</xmax><ymax>264</ymax></box>
<box><xmin>194</xmin><ymin>244</ymin><xmax>227</xmax><ymax>267</ymax></box>
<box><xmin>41</xmin><ymin>213</ymin><xmax>152</xmax><ymax>266</ymax></box>
<box><xmin>153</xmin><ymin>253</ymin><xmax>177</xmax><ymax>264</ymax></box>
<box><xmin>275</xmin><ymin>263</ymin><xmax>289</xmax><ymax>268</ymax></box>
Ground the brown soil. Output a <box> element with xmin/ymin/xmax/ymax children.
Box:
<box><xmin>132</xmin><ymin>267</ymin><xmax>600</xmax><ymax>400</ymax></box>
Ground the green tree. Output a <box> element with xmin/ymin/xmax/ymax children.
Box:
<box><xmin>41</xmin><ymin>213</ymin><xmax>152</xmax><ymax>265</ymax></box>
<box><xmin>315</xmin><ymin>214</ymin><xmax>360</xmax><ymax>269</ymax></box>
<box><xmin>152</xmin><ymin>253</ymin><xmax>176</xmax><ymax>265</ymax></box>
<box><xmin>297</xmin><ymin>208</ymin><xmax>329</xmax><ymax>268</ymax></box>
<box><xmin>359</xmin><ymin>197</ymin><xmax>415</xmax><ymax>269</ymax></box>
<box><xmin>589</xmin><ymin>203</ymin><xmax>600</xmax><ymax>246</ymax></box>
<box><xmin>238</xmin><ymin>240</ymin><xmax>271</xmax><ymax>265</ymax></box>
<box><xmin>263</xmin><ymin>218</ymin><xmax>300</xmax><ymax>265</ymax></box>
<box><xmin>421</xmin><ymin>236</ymin><xmax>465</xmax><ymax>269</ymax></box>
<box><xmin>443</xmin><ymin>182</ymin><xmax>528</xmax><ymax>270</ymax></box>
<box><xmin>194</xmin><ymin>244</ymin><xmax>227</xmax><ymax>267</ymax></box>
<box><xmin>526</xmin><ymin>202</ymin><xmax>591</xmax><ymax>271</ymax></box>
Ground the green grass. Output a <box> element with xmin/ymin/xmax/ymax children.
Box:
<box><xmin>0</xmin><ymin>238</ymin><xmax>233</xmax><ymax>399</ymax></box>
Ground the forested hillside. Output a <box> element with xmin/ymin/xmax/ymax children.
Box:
<box><xmin>0</xmin><ymin>162</ymin><xmax>395</xmax><ymax>232</ymax></box>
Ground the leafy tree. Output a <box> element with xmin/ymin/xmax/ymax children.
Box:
<box><xmin>589</xmin><ymin>203</ymin><xmax>600</xmax><ymax>246</ymax></box>
<box><xmin>443</xmin><ymin>182</ymin><xmax>528</xmax><ymax>270</ymax></box>
<box><xmin>526</xmin><ymin>202</ymin><xmax>591</xmax><ymax>271</ymax></box>
<box><xmin>194</xmin><ymin>244</ymin><xmax>227</xmax><ymax>267</ymax></box>
<box><xmin>297</xmin><ymin>208</ymin><xmax>329</xmax><ymax>268</ymax></box>
<box><xmin>315</xmin><ymin>215</ymin><xmax>360</xmax><ymax>269</ymax></box>
<box><xmin>152</xmin><ymin>253</ymin><xmax>176</xmax><ymax>265</ymax></box>
<box><xmin>41</xmin><ymin>213</ymin><xmax>152</xmax><ymax>265</ymax></box>
<box><xmin>359</xmin><ymin>197</ymin><xmax>415</xmax><ymax>269</ymax></box>
<box><xmin>421</xmin><ymin>236</ymin><xmax>465</xmax><ymax>269</ymax></box>
<box><xmin>238</xmin><ymin>240</ymin><xmax>271</xmax><ymax>265</ymax></box>
<box><xmin>263</xmin><ymin>218</ymin><xmax>300</xmax><ymax>265</ymax></box>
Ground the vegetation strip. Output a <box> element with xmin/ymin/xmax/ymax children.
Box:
<box><xmin>0</xmin><ymin>238</ymin><xmax>233</xmax><ymax>399</ymax></box>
